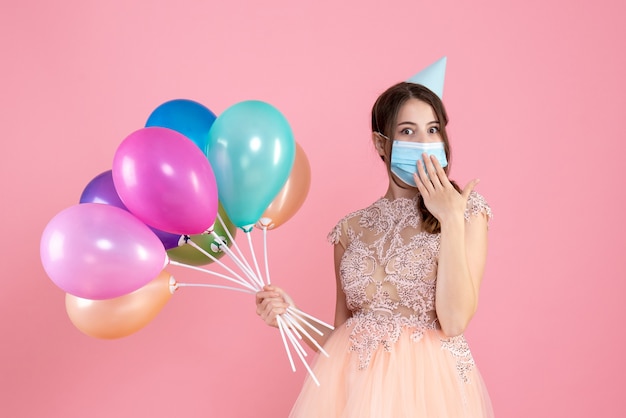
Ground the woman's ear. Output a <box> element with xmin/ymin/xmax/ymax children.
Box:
<box><xmin>372</xmin><ymin>132</ymin><xmax>386</xmax><ymax>156</ymax></box>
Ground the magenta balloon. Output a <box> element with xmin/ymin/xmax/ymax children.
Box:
<box><xmin>112</xmin><ymin>127</ymin><xmax>218</xmax><ymax>235</ymax></box>
<box><xmin>40</xmin><ymin>203</ymin><xmax>168</xmax><ymax>300</ymax></box>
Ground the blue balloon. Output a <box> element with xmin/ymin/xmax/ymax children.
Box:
<box><xmin>206</xmin><ymin>100</ymin><xmax>295</xmax><ymax>231</ymax></box>
<box><xmin>146</xmin><ymin>99</ymin><xmax>217</xmax><ymax>152</ymax></box>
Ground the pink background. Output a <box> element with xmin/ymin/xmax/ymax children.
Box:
<box><xmin>2</xmin><ymin>0</ymin><xmax>625</xmax><ymax>417</ymax></box>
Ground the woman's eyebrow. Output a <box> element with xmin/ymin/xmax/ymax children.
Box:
<box><xmin>397</xmin><ymin>120</ymin><xmax>439</xmax><ymax>127</ymax></box>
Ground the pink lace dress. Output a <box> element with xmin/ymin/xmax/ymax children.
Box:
<box><xmin>290</xmin><ymin>192</ymin><xmax>494</xmax><ymax>417</ymax></box>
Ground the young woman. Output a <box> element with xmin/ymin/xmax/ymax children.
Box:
<box><xmin>256</xmin><ymin>82</ymin><xmax>494</xmax><ymax>417</ymax></box>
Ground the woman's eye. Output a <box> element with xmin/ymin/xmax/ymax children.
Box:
<box><xmin>401</xmin><ymin>128</ymin><xmax>414</xmax><ymax>135</ymax></box>
<box><xmin>428</xmin><ymin>126</ymin><xmax>440</xmax><ymax>134</ymax></box>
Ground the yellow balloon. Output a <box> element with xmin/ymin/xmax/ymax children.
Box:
<box><xmin>65</xmin><ymin>270</ymin><xmax>175</xmax><ymax>339</ymax></box>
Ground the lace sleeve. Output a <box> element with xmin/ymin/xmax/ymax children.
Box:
<box><xmin>464</xmin><ymin>191</ymin><xmax>493</xmax><ymax>223</ymax></box>
<box><xmin>327</xmin><ymin>219</ymin><xmax>348</xmax><ymax>247</ymax></box>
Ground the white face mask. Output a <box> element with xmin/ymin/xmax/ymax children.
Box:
<box><xmin>389</xmin><ymin>140</ymin><xmax>448</xmax><ymax>187</ymax></box>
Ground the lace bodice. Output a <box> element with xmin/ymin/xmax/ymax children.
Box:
<box><xmin>328</xmin><ymin>191</ymin><xmax>492</xmax><ymax>369</ymax></box>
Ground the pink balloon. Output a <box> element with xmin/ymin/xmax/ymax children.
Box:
<box><xmin>112</xmin><ymin>127</ymin><xmax>218</xmax><ymax>235</ymax></box>
<box><xmin>40</xmin><ymin>203</ymin><xmax>168</xmax><ymax>300</ymax></box>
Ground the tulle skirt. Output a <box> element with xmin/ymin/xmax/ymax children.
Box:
<box><xmin>290</xmin><ymin>324</ymin><xmax>493</xmax><ymax>417</ymax></box>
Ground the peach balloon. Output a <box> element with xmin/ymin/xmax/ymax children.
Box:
<box><xmin>65</xmin><ymin>270</ymin><xmax>175</xmax><ymax>339</ymax></box>
<box><xmin>257</xmin><ymin>142</ymin><xmax>311</xmax><ymax>229</ymax></box>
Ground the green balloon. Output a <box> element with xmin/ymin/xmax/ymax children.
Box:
<box><xmin>167</xmin><ymin>205</ymin><xmax>237</xmax><ymax>266</ymax></box>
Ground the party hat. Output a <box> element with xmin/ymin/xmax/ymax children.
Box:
<box><xmin>407</xmin><ymin>56</ymin><xmax>447</xmax><ymax>99</ymax></box>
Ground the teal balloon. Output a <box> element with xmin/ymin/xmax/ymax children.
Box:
<box><xmin>146</xmin><ymin>99</ymin><xmax>217</xmax><ymax>152</ymax></box>
<box><xmin>206</xmin><ymin>100</ymin><xmax>295</xmax><ymax>230</ymax></box>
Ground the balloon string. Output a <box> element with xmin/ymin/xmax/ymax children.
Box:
<box><xmin>278</xmin><ymin>314</ymin><xmax>320</xmax><ymax>386</ymax></box>
<box><xmin>216</xmin><ymin>213</ymin><xmax>256</xmax><ymax>279</ymax></box>
<box><xmin>284</xmin><ymin>309</ymin><xmax>325</xmax><ymax>337</ymax></box>
<box><xmin>210</xmin><ymin>231</ymin><xmax>262</xmax><ymax>289</ymax></box>
<box><xmin>276</xmin><ymin>316</ymin><xmax>296</xmax><ymax>372</ymax></box>
<box><xmin>186</xmin><ymin>237</ymin><xmax>259</xmax><ymax>291</ymax></box>
<box><xmin>262</xmin><ymin>226</ymin><xmax>272</xmax><ymax>285</ymax></box>
<box><xmin>287</xmin><ymin>306</ymin><xmax>335</xmax><ymax>331</ymax></box>
<box><xmin>168</xmin><ymin>259</ymin><xmax>256</xmax><ymax>292</ymax></box>
<box><xmin>283</xmin><ymin>321</ymin><xmax>307</xmax><ymax>357</ymax></box>
<box><xmin>175</xmin><ymin>282</ymin><xmax>256</xmax><ymax>295</ymax></box>
<box><xmin>283</xmin><ymin>312</ymin><xmax>329</xmax><ymax>357</ymax></box>
<box><xmin>210</xmin><ymin>232</ymin><xmax>255</xmax><ymax>279</ymax></box>
<box><xmin>176</xmin><ymin>223</ymin><xmax>324</xmax><ymax>384</ymax></box>
<box><xmin>184</xmin><ymin>238</ymin><xmax>257</xmax><ymax>289</ymax></box>
<box><xmin>246</xmin><ymin>230</ymin><xmax>266</xmax><ymax>288</ymax></box>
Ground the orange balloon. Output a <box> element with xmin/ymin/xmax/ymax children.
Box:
<box><xmin>257</xmin><ymin>142</ymin><xmax>311</xmax><ymax>229</ymax></box>
<box><xmin>65</xmin><ymin>270</ymin><xmax>175</xmax><ymax>339</ymax></box>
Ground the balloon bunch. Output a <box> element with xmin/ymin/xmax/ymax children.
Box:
<box><xmin>40</xmin><ymin>98</ymin><xmax>331</xmax><ymax>385</ymax></box>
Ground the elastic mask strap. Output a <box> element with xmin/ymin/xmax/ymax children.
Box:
<box><xmin>375</xmin><ymin>132</ymin><xmax>391</xmax><ymax>141</ymax></box>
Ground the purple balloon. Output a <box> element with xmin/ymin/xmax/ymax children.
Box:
<box><xmin>80</xmin><ymin>170</ymin><xmax>126</xmax><ymax>208</ymax></box>
<box><xmin>80</xmin><ymin>170</ymin><xmax>182</xmax><ymax>250</ymax></box>
<box><xmin>151</xmin><ymin>228</ymin><xmax>182</xmax><ymax>249</ymax></box>
<box><xmin>112</xmin><ymin>127</ymin><xmax>218</xmax><ymax>235</ymax></box>
<box><xmin>40</xmin><ymin>203</ymin><xmax>168</xmax><ymax>300</ymax></box>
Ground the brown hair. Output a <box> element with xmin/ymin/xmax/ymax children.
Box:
<box><xmin>371</xmin><ymin>82</ymin><xmax>460</xmax><ymax>234</ymax></box>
